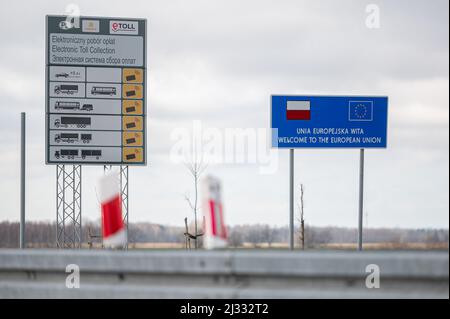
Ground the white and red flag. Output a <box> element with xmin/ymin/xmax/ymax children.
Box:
<box><xmin>286</xmin><ymin>100</ymin><xmax>311</xmax><ymax>120</ymax></box>
<box><xmin>98</xmin><ymin>172</ymin><xmax>126</xmax><ymax>247</ymax></box>
<box><xmin>202</xmin><ymin>175</ymin><xmax>227</xmax><ymax>249</ymax></box>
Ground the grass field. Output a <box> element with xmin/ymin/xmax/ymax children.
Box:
<box><xmin>127</xmin><ymin>242</ymin><xmax>449</xmax><ymax>250</ymax></box>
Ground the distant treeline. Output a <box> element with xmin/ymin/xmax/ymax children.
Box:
<box><xmin>0</xmin><ymin>221</ymin><xmax>448</xmax><ymax>248</ymax></box>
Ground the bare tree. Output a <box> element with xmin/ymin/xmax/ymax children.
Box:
<box><xmin>228</xmin><ymin>227</ymin><xmax>244</xmax><ymax>248</ymax></box>
<box><xmin>87</xmin><ymin>226</ymin><xmax>103</xmax><ymax>249</ymax></box>
<box><xmin>184</xmin><ymin>153</ymin><xmax>207</xmax><ymax>249</ymax></box>
<box><xmin>261</xmin><ymin>224</ymin><xmax>275</xmax><ymax>247</ymax></box>
<box><xmin>296</xmin><ymin>184</ymin><xmax>305</xmax><ymax>250</ymax></box>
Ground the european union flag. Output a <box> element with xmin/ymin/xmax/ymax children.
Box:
<box><xmin>349</xmin><ymin>101</ymin><xmax>373</xmax><ymax>121</ymax></box>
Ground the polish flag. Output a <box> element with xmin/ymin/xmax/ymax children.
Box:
<box><xmin>98</xmin><ymin>172</ymin><xmax>126</xmax><ymax>247</ymax></box>
<box><xmin>202</xmin><ymin>175</ymin><xmax>227</xmax><ymax>249</ymax></box>
<box><xmin>286</xmin><ymin>101</ymin><xmax>311</xmax><ymax>120</ymax></box>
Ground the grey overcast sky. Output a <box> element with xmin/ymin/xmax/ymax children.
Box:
<box><xmin>0</xmin><ymin>0</ymin><xmax>448</xmax><ymax>229</ymax></box>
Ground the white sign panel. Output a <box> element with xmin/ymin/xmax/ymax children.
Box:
<box><xmin>49</xmin><ymin>82</ymin><xmax>86</xmax><ymax>98</ymax></box>
<box><xmin>49</xmin><ymin>114</ymin><xmax>121</xmax><ymax>131</ymax></box>
<box><xmin>49</xmin><ymin>33</ymin><xmax>144</xmax><ymax>67</ymax></box>
<box><xmin>49</xmin><ymin>98</ymin><xmax>122</xmax><ymax>115</ymax></box>
<box><xmin>49</xmin><ymin>131</ymin><xmax>122</xmax><ymax>146</ymax></box>
<box><xmin>49</xmin><ymin>66</ymin><xmax>85</xmax><ymax>82</ymax></box>
<box><xmin>49</xmin><ymin>146</ymin><xmax>122</xmax><ymax>163</ymax></box>
<box><xmin>86</xmin><ymin>67</ymin><xmax>121</xmax><ymax>82</ymax></box>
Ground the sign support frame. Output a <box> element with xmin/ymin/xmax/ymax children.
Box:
<box><xmin>56</xmin><ymin>164</ymin><xmax>82</xmax><ymax>248</ymax></box>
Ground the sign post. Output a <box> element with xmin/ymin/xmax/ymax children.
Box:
<box><xmin>271</xmin><ymin>95</ymin><xmax>388</xmax><ymax>250</ymax></box>
<box><xmin>358</xmin><ymin>148</ymin><xmax>365</xmax><ymax>250</ymax></box>
<box><xmin>20</xmin><ymin>112</ymin><xmax>26</xmax><ymax>249</ymax></box>
<box><xmin>289</xmin><ymin>149</ymin><xmax>294</xmax><ymax>250</ymax></box>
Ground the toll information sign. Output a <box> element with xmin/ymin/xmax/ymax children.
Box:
<box><xmin>45</xmin><ymin>15</ymin><xmax>147</xmax><ymax>165</ymax></box>
<box><xmin>271</xmin><ymin>95</ymin><xmax>388</xmax><ymax>148</ymax></box>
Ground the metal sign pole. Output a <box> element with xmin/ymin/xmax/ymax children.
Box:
<box><xmin>20</xmin><ymin>112</ymin><xmax>26</xmax><ymax>249</ymax></box>
<box><xmin>358</xmin><ymin>148</ymin><xmax>365</xmax><ymax>251</ymax></box>
<box><xmin>289</xmin><ymin>149</ymin><xmax>294</xmax><ymax>250</ymax></box>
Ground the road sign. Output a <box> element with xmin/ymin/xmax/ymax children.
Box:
<box><xmin>46</xmin><ymin>16</ymin><xmax>147</xmax><ymax>165</ymax></box>
<box><xmin>271</xmin><ymin>95</ymin><xmax>388</xmax><ymax>148</ymax></box>
<box><xmin>202</xmin><ymin>176</ymin><xmax>227</xmax><ymax>249</ymax></box>
<box><xmin>98</xmin><ymin>171</ymin><xmax>126</xmax><ymax>247</ymax></box>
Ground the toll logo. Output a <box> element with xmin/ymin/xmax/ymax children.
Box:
<box><xmin>110</xmin><ymin>21</ymin><xmax>138</xmax><ymax>35</ymax></box>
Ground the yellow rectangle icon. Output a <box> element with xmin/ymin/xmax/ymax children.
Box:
<box><xmin>123</xmin><ymin>116</ymin><xmax>144</xmax><ymax>131</ymax></box>
<box><xmin>123</xmin><ymin>147</ymin><xmax>144</xmax><ymax>163</ymax></box>
<box><xmin>122</xmin><ymin>100</ymin><xmax>143</xmax><ymax>115</ymax></box>
<box><xmin>122</xmin><ymin>84</ymin><xmax>143</xmax><ymax>99</ymax></box>
<box><xmin>123</xmin><ymin>131</ymin><xmax>143</xmax><ymax>146</ymax></box>
<box><xmin>123</xmin><ymin>68</ymin><xmax>143</xmax><ymax>83</ymax></box>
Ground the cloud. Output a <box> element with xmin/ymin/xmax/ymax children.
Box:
<box><xmin>0</xmin><ymin>0</ymin><xmax>448</xmax><ymax>229</ymax></box>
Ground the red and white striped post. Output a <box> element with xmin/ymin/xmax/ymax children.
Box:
<box><xmin>98</xmin><ymin>172</ymin><xmax>126</xmax><ymax>248</ymax></box>
<box><xmin>202</xmin><ymin>175</ymin><xmax>227</xmax><ymax>249</ymax></box>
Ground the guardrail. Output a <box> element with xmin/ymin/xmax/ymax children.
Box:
<box><xmin>0</xmin><ymin>249</ymin><xmax>448</xmax><ymax>298</ymax></box>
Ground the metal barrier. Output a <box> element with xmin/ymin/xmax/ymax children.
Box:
<box><xmin>0</xmin><ymin>249</ymin><xmax>448</xmax><ymax>298</ymax></box>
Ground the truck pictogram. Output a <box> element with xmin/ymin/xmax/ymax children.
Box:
<box><xmin>55</xmin><ymin>101</ymin><xmax>81</xmax><ymax>110</ymax></box>
<box><xmin>54</xmin><ymin>85</ymin><xmax>78</xmax><ymax>95</ymax></box>
<box><xmin>80</xmin><ymin>134</ymin><xmax>92</xmax><ymax>143</ymax></box>
<box><xmin>54</xmin><ymin>133</ymin><xmax>79</xmax><ymax>143</ymax></box>
<box><xmin>54</xmin><ymin>102</ymin><xmax>93</xmax><ymax>111</ymax></box>
<box><xmin>81</xmin><ymin>149</ymin><xmax>102</xmax><ymax>159</ymax></box>
<box><xmin>54</xmin><ymin>117</ymin><xmax>91</xmax><ymax>128</ymax></box>
<box><xmin>91</xmin><ymin>86</ymin><xmax>116</xmax><ymax>96</ymax></box>
<box><xmin>81</xmin><ymin>104</ymin><xmax>93</xmax><ymax>111</ymax></box>
<box><xmin>54</xmin><ymin>149</ymin><xmax>78</xmax><ymax>159</ymax></box>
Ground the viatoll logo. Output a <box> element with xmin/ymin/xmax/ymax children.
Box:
<box><xmin>110</xmin><ymin>21</ymin><xmax>138</xmax><ymax>34</ymax></box>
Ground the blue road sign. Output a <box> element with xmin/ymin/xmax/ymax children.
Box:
<box><xmin>271</xmin><ymin>95</ymin><xmax>388</xmax><ymax>148</ymax></box>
